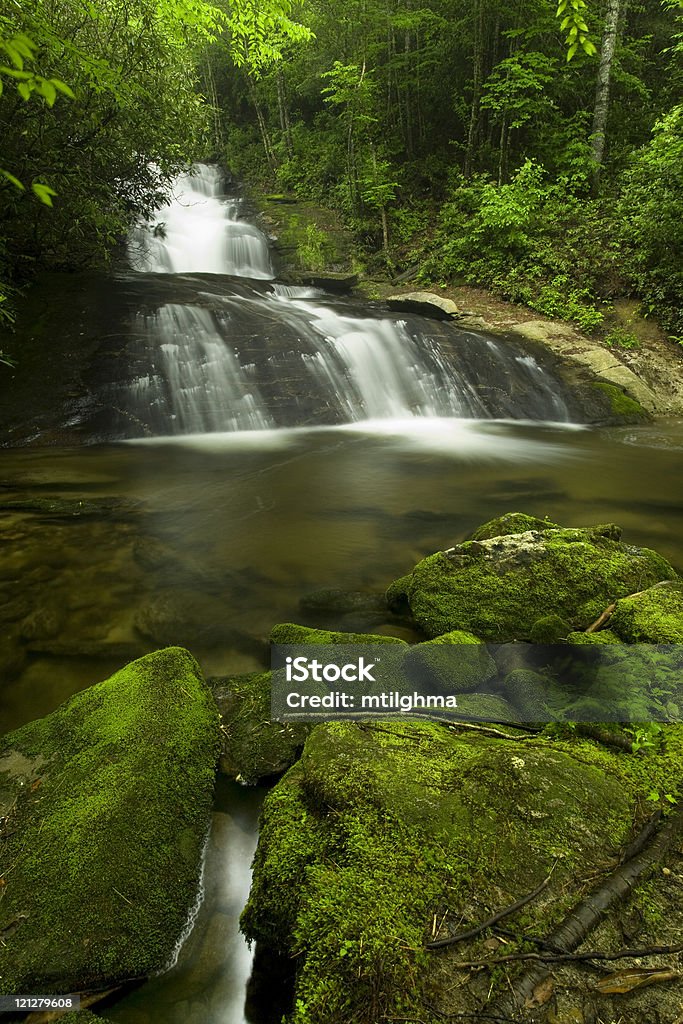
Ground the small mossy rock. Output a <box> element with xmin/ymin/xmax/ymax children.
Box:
<box><xmin>386</xmin><ymin>520</ymin><xmax>676</xmax><ymax>641</ymax></box>
<box><xmin>454</xmin><ymin>691</ymin><xmax>522</xmax><ymax>723</ymax></box>
<box><xmin>404</xmin><ymin>629</ymin><xmax>497</xmax><ymax>693</ymax></box>
<box><xmin>0</xmin><ymin>647</ymin><xmax>220</xmax><ymax>994</ymax></box>
<box><xmin>503</xmin><ymin>669</ymin><xmax>555</xmax><ymax>720</ymax></box>
<box><xmin>270</xmin><ymin>623</ymin><xmax>407</xmax><ymax>646</ymax></box>
<box><xmin>467</xmin><ymin>512</ymin><xmax>559</xmax><ymax>542</ymax></box>
<box><xmin>242</xmin><ymin>721</ymin><xmax>683</xmax><ymax>1024</ymax></box>
<box><xmin>591</xmin><ymin>381</ymin><xmax>649</xmax><ymax>422</ymax></box>
<box><xmin>610</xmin><ymin>582</ymin><xmax>683</xmax><ymax>643</ymax></box>
<box><xmin>530</xmin><ymin>614</ymin><xmax>572</xmax><ymax>643</ymax></box>
<box><xmin>212</xmin><ymin>671</ymin><xmax>308</xmax><ymax>784</ymax></box>
<box><xmin>567</xmin><ymin>629</ymin><xmax>620</xmax><ymax>645</ymax></box>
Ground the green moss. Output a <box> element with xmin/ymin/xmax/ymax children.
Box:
<box><xmin>0</xmin><ymin>648</ymin><xmax>220</xmax><ymax>994</ymax></box>
<box><xmin>58</xmin><ymin>1013</ymin><xmax>112</xmax><ymax>1024</ymax></box>
<box><xmin>566</xmin><ymin>629</ymin><xmax>621</xmax><ymax>644</ymax></box>
<box><xmin>270</xmin><ymin>623</ymin><xmax>407</xmax><ymax>646</ymax></box>
<box><xmin>610</xmin><ymin>582</ymin><xmax>683</xmax><ymax>642</ymax></box>
<box><xmin>467</xmin><ymin>512</ymin><xmax>558</xmax><ymax>541</ymax></box>
<box><xmin>592</xmin><ymin>381</ymin><xmax>648</xmax><ymax>419</ymax></box>
<box><xmin>213</xmin><ymin>671</ymin><xmax>309</xmax><ymax>784</ymax></box>
<box><xmin>530</xmin><ymin>614</ymin><xmax>572</xmax><ymax>643</ymax></box>
<box><xmin>404</xmin><ymin>629</ymin><xmax>497</xmax><ymax>693</ymax></box>
<box><xmin>243</xmin><ymin>721</ymin><xmax>679</xmax><ymax>1024</ymax></box>
<box><xmin>386</xmin><ymin>520</ymin><xmax>677</xmax><ymax>641</ymax></box>
<box><xmin>503</xmin><ymin>669</ymin><xmax>556</xmax><ymax>720</ymax></box>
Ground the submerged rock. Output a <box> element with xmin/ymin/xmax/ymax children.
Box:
<box><xmin>386</xmin><ymin>516</ymin><xmax>677</xmax><ymax>641</ymax></box>
<box><xmin>212</xmin><ymin>671</ymin><xmax>308</xmax><ymax>784</ymax></box>
<box><xmin>242</xmin><ymin>721</ymin><xmax>683</xmax><ymax>1024</ymax></box>
<box><xmin>0</xmin><ymin>647</ymin><xmax>220</xmax><ymax>994</ymax></box>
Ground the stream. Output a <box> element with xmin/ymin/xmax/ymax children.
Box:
<box><xmin>1</xmin><ymin>163</ymin><xmax>682</xmax><ymax>1022</ymax></box>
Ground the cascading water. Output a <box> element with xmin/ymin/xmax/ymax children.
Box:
<box><xmin>122</xmin><ymin>162</ymin><xmax>572</xmax><ymax>439</ymax></box>
<box><xmin>128</xmin><ymin>164</ymin><xmax>274</xmax><ymax>279</ymax></box>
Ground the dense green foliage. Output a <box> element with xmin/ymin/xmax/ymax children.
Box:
<box><xmin>217</xmin><ymin>0</ymin><xmax>682</xmax><ymax>334</ymax></box>
<box><xmin>0</xmin><ymin>0</ymin><xmax>309</xmax><ymax>324</ymax></box>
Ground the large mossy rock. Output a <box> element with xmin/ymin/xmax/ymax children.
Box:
<box><xmin>0</xmin><ymin>648</ymin><xmax>220</xmax><ymax>994</ymax></box>
<box><xmin>270</xmin><ymin>622</ymin><xmax>407</xmax><ymax>646</ymax></box>
<box><xmin>610</xmin><ymin>581</ymin><xmax>683</xmax><ymax>643</ymax></box>
<box><xmin>386</xmin><ymin>516</ymin><xmax>677</xmax><ymax>641</ymax></box>
<box><xmin>242</xmin><ymin>721</ymin><xmax>683</xmax><ymax>1024</ymax></box>
<box><xmin>212</xmin><ymin>671</ymin><xmax>309</xmax><ymax>784</ymax></box>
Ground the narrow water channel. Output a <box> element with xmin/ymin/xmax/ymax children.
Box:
<box><xmin>1</xmin><ymin>164</ymin><xmax>682</xmax><ymax>1022</ymax></box>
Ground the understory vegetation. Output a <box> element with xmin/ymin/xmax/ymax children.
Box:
<box><xmin>216</xmin><ymin>0</ymin><xmax>682</xmax><ymax>336</ymax></box>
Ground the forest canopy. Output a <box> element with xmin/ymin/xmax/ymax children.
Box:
<box><xmin>1</xmin><ymin>0</ymin><xmax>681</xmax><ymax>335</ymax></box>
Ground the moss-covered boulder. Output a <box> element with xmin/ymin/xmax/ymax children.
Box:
<box><xmin>529</xmin><ymin>613</ymin><xmax>572</xmax><ymax>643</ymax></box>
<box><xmin>404</xmin><ymin>629</ymin><xmax>497</xmax><ymax>693</ymax></box>
<box><xmin>386</xmin><ymin>517</ymin><xmax>676</xmax><ymax>641</ymax></box>
<box><xmin>567</xmin><ymin>629</ymin><xmax>620</xmax><ymax>644</ymax></box>
<box><xmin>610</xmin><ymin>581</ymin><xmax>683</xmax><ymax>643</ymax></box>
<box><xmin>212</xmin><ymin>671</ymin><xmax>308</xmax><ymax>784</ymax></box>
<box><xmin>270</xmin><ymin>622</ymin><xmax>407</xmax><ymax>646</ymax></box>
<box><xmin>242</xmin><ymin>721</ymin><xmax>683</xmax><ymax>1024</ymax></box>
<box><xmin>0</xmin><ymin>648</ymin><xmax>220</xmax><ymax>994</ymax></box>
<box><xmin>467</xmin><ymin>512</ymin><xmax>559</xmax><ymax>541</ymax></box>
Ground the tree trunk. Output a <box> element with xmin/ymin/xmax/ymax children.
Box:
<box><xmin>246</xmin><ymin>76</ymin><xmax>277</xmax><ymax>173</ymax></box>
<box><xmin>464</xmin><ymin>0</ymin><xmax>485</xmax><ymax>178</ymax></box>
<box><xmin>591</xmin><ymin>0</ymin><xmax>622</xmax><ymax>186</ymax></box>
<box><xmin>276</xmin><ymin>68</ymin><xmax>293</xmax><ymax>159</ymax></box>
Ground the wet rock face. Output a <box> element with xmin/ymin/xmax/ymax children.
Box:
<box><xmin>212</xmin><ymin>671</ymin><xmax>309</xmax><ymax>784</ymax></box>
<box><xmin>0</xmin><ymin>647</ymin><xmax>220</xmax><ymax>995</ymax></box>
<box><xmin>386</xmin><ymin>518</ymin><xmax>678</xmax><ymax>641</ymax></box>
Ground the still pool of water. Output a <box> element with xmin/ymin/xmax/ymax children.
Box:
<box><xmin>2</xmin><ymin>417</ymin><xmax>682</xmax><ymax>735</ymax></box>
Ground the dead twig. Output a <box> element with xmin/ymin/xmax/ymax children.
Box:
<box><xmin>426</xmin><ymin>864</ymin><xmax>557</xmax><ymax>950</ymax></box>
<box><xmin>586</xmin><ymin>602</ymin><xmax>616</xmax><ymax>633</ymax></box>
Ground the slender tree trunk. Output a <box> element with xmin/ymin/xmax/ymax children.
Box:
<box><xmin>246</xmin><ymin>76</ymin><xmax>277</xmax><ymax>173</ymax></box>
<box><xmin>591</xmin><ymin>0</ymin><xmax>622</xmax><ymax>187</ymax></box>
<box><xmin>465</xmin><ymin>0</ymin><xmax>485</xmax><ymax>178</ymax></box>
<box><xmin>204</xmin><ymin>57</ymin><xmax>223</xmax><ymax>153</ymax></box>
<box><xmin>276</xmin><ymin>68</ymin><xmax>293</xmax><ymax>158</ymax></box>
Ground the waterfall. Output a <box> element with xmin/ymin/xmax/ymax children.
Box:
<box><xmin>122</xmin><ymin>163</ymin><xmax>572</xmax><ymax>439</ymax></box>
<box><xmin>129</xmin><ymin>305</ymin><xmax>274</xmax><ymax>434</ymax></box>
<box><xmin>128</xmin><ymin>165</ymin><xmax>274</xmax><ymax>279</ymax></box>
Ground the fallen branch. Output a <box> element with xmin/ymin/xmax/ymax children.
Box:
<box><xmin>487</xmin><ymin>799</ymin><xmax>683</xmax><ymax>1017</ymax></box>
<box><xmin>453</xmin><ymin>940</ymin><xmax>683</xmax><ymax>969</ymax></box>
<box><xmin>426</xmin><ymin>865</ymin><xmax>556</xmax><ymax>950</ymax></box>
<box><xmin>586</xmin><ymin>602</ymin><xmax>616</xmax><ymax>633</ymax></box>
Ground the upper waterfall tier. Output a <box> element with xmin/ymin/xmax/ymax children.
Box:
<box><xmin>128</xmin><ymin>164</ymin><xmax>274</xmax><ymax>279</ymax></box>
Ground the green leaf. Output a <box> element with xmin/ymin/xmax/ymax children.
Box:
<box><xmin>1</xmin><ymin>168</ymin><xmax>25</xmax><ymax>190</ymax></box>
<box><xmin>4</xmin><ymin>42</ymin><xmax>24</xmax><ymax>70</ymax></box>
<box><xmin>50</xmin><ymin>78</ymin><xmax>76</xmax><ymax>99</ymax></box>
<box><xmin>18</xmin><ymin>81</ymin><xmax>31</xmax><ymax>100</ymax></box>
<box><xmin>566</xmin><ymin>42</ymin><xmax>578</xmax><ymax>61</ymax></box>
<box><xmin>32</xmin><ymin>182</ymin><xmax>58</xmax><ymax>206</ymax></box>
<box><xmin>37</xmin><ymin>78</ymin><xmax>57</xmax><ymax>106</ymax></box>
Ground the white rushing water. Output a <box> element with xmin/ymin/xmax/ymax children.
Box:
<box><xmin>125</xmin><ymin>163</ymin><xmax>571</xmax><ymax>436</ymax></box>
<box><xmin>128</xmin><ymin>164</ymin><xmax>274</xmax><ymax>279</ymax></box>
